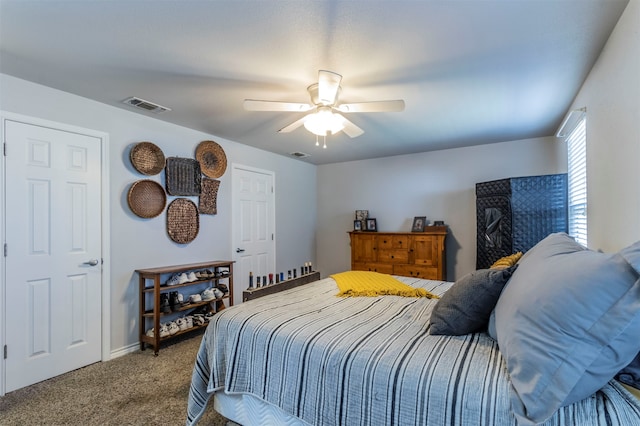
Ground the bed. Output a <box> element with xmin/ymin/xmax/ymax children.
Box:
<box><xmin>187</xmin><ymin>233</ymin><xmax>640</xmax><ymax>426</ymax></box>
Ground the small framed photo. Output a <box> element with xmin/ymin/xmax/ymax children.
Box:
<box><xmin>353</xmin><ymin>220</ymin><xmax>363</xmax><ymax>231</ymax></box>
<box><xmin>411</xmin><ymin>216</ymin><xmax>426</xmax><ymax>232</ymax></box>
<box><xmin>366</xmin><ymin>218</ymin><xmax>378</xmax><ymax>232</ymax></box>
<box><xmin>355</xmin><ymin>210</ymin><xmax>369</xmax><ymax>221</ymax></box>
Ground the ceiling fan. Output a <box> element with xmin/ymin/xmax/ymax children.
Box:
<box><xmin>243</xmin><ymin>70</ymin><xmax>405</xmax><ymax>141</ymax></box>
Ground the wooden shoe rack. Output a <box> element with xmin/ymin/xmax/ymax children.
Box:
<box><xmin>137</xmin><ymin>260</ymin><xmax>234</xmax><ymax>355</ymax></box>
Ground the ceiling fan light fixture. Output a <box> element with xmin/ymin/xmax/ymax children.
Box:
<box><xmin>303</xmin><ymin>107</ymin><xmax>345</xmax><ymax>136</ymax></box>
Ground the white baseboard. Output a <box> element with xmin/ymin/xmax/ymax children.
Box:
<box><xmin>110</xmin><ymin>342</ymin><xmax>140</xmax><ymax>359</ymax></box>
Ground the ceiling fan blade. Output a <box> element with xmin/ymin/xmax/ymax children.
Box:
<box><xmin>337</xmin><ymin>100</ymin><xmax>405</xmax><ymax>113</ymax></box>
<box><xmin>335</xmin><ymin>114</ymin><xmax>364</xmax><ymax>138</ymax></box>
<box><xmin>277</xmin><ymin>116</ymin><xmax>307</xmax><ymax>133</ymax></box>
<box><xmin>318</xmin><ymin>70</ymin><xmax>342</xmax><ymax>105</ymax></box>
<box><xmin>244</xmin><ymin>99</ymin><xmax>313</xmax><ymax>112</ymax></box>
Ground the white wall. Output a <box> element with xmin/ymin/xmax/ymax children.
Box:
<box><xmin>317</xmin><ymin>137</ymin><xmax>566</xmax><ymax>280</ymax></box>
<box><xmin>0</xmin><ymin>74</ymin><xmax>317</xmax><ymax>354</ymax></box>
<box><xmin>567</xmin><ymin>0</ymin><xmax>639</xmax><ymax>253</ymax></box>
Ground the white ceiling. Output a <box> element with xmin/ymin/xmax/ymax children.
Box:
<box><xmin>0</xmin><ymin>0</ymin><xmax>629</xmax><ymax>165</ymax></box>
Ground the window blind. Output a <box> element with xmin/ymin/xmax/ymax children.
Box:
<box><xmin>567</xmin><ymin>118</ymin><xmax>587</xmax><ymax>246</ymax></box>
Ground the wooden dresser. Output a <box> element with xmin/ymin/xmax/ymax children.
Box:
<box><xmin>349</xmin><ymin>227</ymin><xmax>447</xmax><ymax>280</ymax></box>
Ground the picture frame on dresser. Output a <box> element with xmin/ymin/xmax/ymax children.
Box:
<box><xmin>412</xmin><ymin>216</ymin><xmax>426</xmax><ymax>232</ymax></box>
<box><xmin>366</xmin><ymin>218</ymin><xmax>378</xmax><ymax>232</ymax></box>
<box><xmin>355</xmin><ymin>210</ymin><xmax>369</xmax><ymax>221</ymax></box>
<box><xmin>354</xmin><ymin>220</ymin><xmax>363</xmax><ymax>231</ymax></box>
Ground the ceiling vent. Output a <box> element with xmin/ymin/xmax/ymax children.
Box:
<box><xmin>289</xmin><ymin>151</ymin><xmax>310</xmax><ymax>158</ymax></box>
<box><xmin>122</xmin><ymin>97</ymin><xmax>171</xmax><ymax>114</ymax></box>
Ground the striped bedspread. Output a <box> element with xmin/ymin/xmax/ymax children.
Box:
<box><xmin>187</xmin><ymin>276</ymin><xmax>640</xmax><ymax>425</ymax></box>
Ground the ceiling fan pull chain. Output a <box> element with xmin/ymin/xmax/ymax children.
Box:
<box><xmin>315</xmin><ymin>135</ymin><xmax>320</xmax><ymax>147</ymax></box>
<box><xmin>323</xmin><ymin>135</ymin><xmax>327</xmax><ymax>149</ymax></box>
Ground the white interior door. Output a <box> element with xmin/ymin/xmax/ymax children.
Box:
<box><xmin>4</xmin><ymin>120</ymin><xmax>102</xmax><ymax>392</ymax></box>
<box><xmin>232</xmin><ymin>165</ymin><xmax>275</xmax><ymax>304</ymax></box>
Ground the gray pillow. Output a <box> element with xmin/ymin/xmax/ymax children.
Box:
<box><xmin>489</xmin><ymin>233</ymin><xmax>640</xmax><ymax>425</ymax></box>
<box><xmin>429</xmin><ymin>266</ymin><xmax>516</xmax><ymax>335</ymax></box>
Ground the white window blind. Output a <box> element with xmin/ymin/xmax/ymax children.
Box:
<box><xmin>566</xmin><ymin>117</ymin><xmax>587</xmax><ymax>246</ymax></box>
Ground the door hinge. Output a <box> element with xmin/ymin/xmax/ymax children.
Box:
<box><xmin>3</xmin><ymin>345</ymin><xmax>7</xmax><ymax>359</ymax></box>
<box><xmin>4</xmin><ymin>243</ymin><xmax>7</xmax><ymax>257</ymax></box>
<box><xmin>3</xmin><ymin>143</ymin><xmax>6</xmax><ymax>156</ymax></box>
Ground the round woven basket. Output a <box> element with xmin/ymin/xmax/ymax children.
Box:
<box><xmin>130</xmin><ymin>142</ymin><xmax>165</xmax><ymax>175</ymax></box>
<box><xmin>127</xmin><ymin>180</ymin><xmax>166</xmax><ymax>218</ymax></box>
<box><xmin>195</xmin><ymin>140</ymin><xmax>227</xmax><ymax>178</ymax></box>
<box><xmin>166</xmin><ymin>198</ymin><xmax>199</xmax><ymax>244</ymax></box>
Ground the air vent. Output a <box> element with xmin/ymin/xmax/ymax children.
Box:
<box><xmin>122</xmin><ymin>97</ymin><xmax>171</xmax><ymax>114</ymax></box>
<box><xmin>290</xmin><ymin>151</ymin><xmax>310</xmax><ymax>158</ymax></box>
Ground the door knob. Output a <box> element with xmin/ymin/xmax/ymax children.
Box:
<box><xmin>236</xmin><ymin>248</ymin><xmax>245</xmax><ymax>253</ymax></box>
<box><xmin>83</xmin><ymin>259</ymin><xmax>99</xmax><ymax>266</ymax></box>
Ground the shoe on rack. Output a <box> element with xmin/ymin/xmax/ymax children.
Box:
<box><xmin>216</xmin><ymin>283</ymin><xmax>228</xmax><ymax>294</ymax></box>
<box><xmin>166</xmin><ymin>274</ymin><xmax>181</xmax><ymax>286</ymax></box>
<box><xmin>160</xmin><ymin>294</ymin><xmax>171</xmax><ymax>314</ymax></box>
<box><xmin>176</xmin><ymin>317</ymin><xmax>188</xmax><ymax>331</ymax></box>
<box><xmin>169</xmin><ymin>291</ymin><xmax>181</xmax><ymax>312</ymax></box>
<box><xmin>168</xmin><ymin>321</ymin><xmax>179</xmax><ymax>335</ymax></box>
<box><xmin>187</xmin><ymin>271</ymin><xmax>198</xmax><ymax>282</ymax></box>
<box><xmin>213</xmin><ymin>288</ymin><xmax>224</xmax><ymax>299</ymax></box>
<box><xmin>196</xmin><ymin>269</ymin><xmax>213</xmax><ymax>280</ymax></box>
<box><xmin>159</xmin><ymin>324</ymin><xmax>170</xmax><ymax>338</ymax></box>
<box><xmin>193</xmin><ymin>314</ymin><xmax>206</xmax><ymax>326</ymax></box>
<box><xmin>146</xmin><ymin>327</ymin><xmax>155</xmax><ymax>338</ymax></box>
<box><xmin>188</xmin><ymin>293</ymin><xmax>202</xmax><ymax>304</ymax></box>
<box><xmin>204</xmin><ymin>311</ymin><xmax>215</xmax><ymax>322</ymax></box>
<box><xmin>185</xmin><ymin>316</ymin><xmax>194</xmax><ymax>329</ymax></box>
<box><xmin>201</xmin><ymin>288</ymin><xmax>215</xmax><ymax>301</ymax></box>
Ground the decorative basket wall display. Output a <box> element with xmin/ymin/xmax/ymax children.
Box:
<box><xmin>127</xmin><ymin>179</ymin><xmax>166</xmax><ymax>218</ymax></box>
<box><xmin>166</xmin><ymin>198</ymin><xmax>199</xmax><ymax>244</ymax></box>
<box><xmin>195</xmin><ymin>140</ymin><xmax>227</xmax><ymax>178</ymax></box>
<box><xmin>130</xmin><ymin>142</ymin><xmax>165</xmax><ymax>175</ymax></box>
<box><xmin>199</xmin><ymin>178</ymin><xmax>220</xmax><ymax>215</ymax></box>
<box><xmin>165</xmin><ymin>157</ymin><xmax>202</xmax><ymax>196</ymax></box>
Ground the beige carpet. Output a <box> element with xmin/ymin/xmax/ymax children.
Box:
<box><xmin>0</xmin><ymin>333</ymin><xmax>228</xmax><ymax>425</ymax></box>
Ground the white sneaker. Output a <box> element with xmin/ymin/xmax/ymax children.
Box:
<box><xmin>159</xmin><ymin>324</ymin><xmax>170</xmax><ymax>338</ymax></box>
<box><xmin>185</xmin><ymin>316</ymin><xmax>194</xmax><ymax>329</ymax></box>
<box><xmin>168</xmin><ymin>321</ymin><xmax>179</xmax><ymax>335</ymax></box>
<box><xmin>176</xmin><ymin>317</ymin><xmax>188</xmax><ymax>331</ymax></box>
<box><xmin>201</xmin><ymin>288</ymin><xmax>215</xmax><ymax>301</ymax></box>
<box><xmin>166</xmin><ymin>274</ymin><xmax>181</xmax><ymax>286</ymax></box>
<box><xmin>189</xmin><ymin>294</ymin><xmax>202</xmax><ymax>303</ymax></box>
<box><xmin>146</xmin><ymin>327</ymin><xmax>155</xmax><ymax>338</ymax></box>
<box><xmin>213</xmin><ymin>288</ymin><xmax>224</xmax><ymax>299</ymax></box>
<box><xmin>187</xmin><ymin>272</ymin><xmax>197</xmax><ymax>282</ymax></box>
<box><xmin>178</xmin><ymin>273</ymin><xmax>189</xmax><ymax>284</ymax></box>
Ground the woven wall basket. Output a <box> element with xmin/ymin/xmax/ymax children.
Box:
<box><xmin>165</xmin><ymin>157</ymin><xmax>202</xmax><ymax>196</ymax></box>
<box><xmin>127</xmin><ymin>179</ymin><xmax>166</xmax><ymax>218</ymax></box>
<box><xmin>130</xmin><ymin>142</ymin><xmax>165</xmax><ymax>175</ymax></box>
<box><xmin>199</xmin><ymin>178</ymin><xmax>220</xmax><ymax>215</ymax></box>
<box><xmin>166</xmin><ymin>198</ymin><xmax>199</xmax><ymax>244</ymax></box>
<box><xmin>195</xmin><ymin>140</ymin><xmax>227</xmax><ymax>178</ymax></box>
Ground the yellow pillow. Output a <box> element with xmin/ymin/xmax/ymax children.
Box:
<box><xmin>490</xmin><ymin>252</ymin><xmax>523</xmax><ymax>270</ymax></box>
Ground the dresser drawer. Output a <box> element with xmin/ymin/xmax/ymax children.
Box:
<box><xmin>378</xmin><ymin>235</ymin><xmax>409</xmax><ymax>250</ymax></box>
<box><xmin>393</xmin><ymin>264</ymin><xmax>439</xmax><ymax>280</ymax></box>
<box><xmin>352</xmin><ymin>262</ymin><xmax>394</xmax><ymax>274</ymax></box>
<box><xmin>376</xmin><ymin>249</ymin><xmax>409</xmax><ymax>264</ymax></box>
